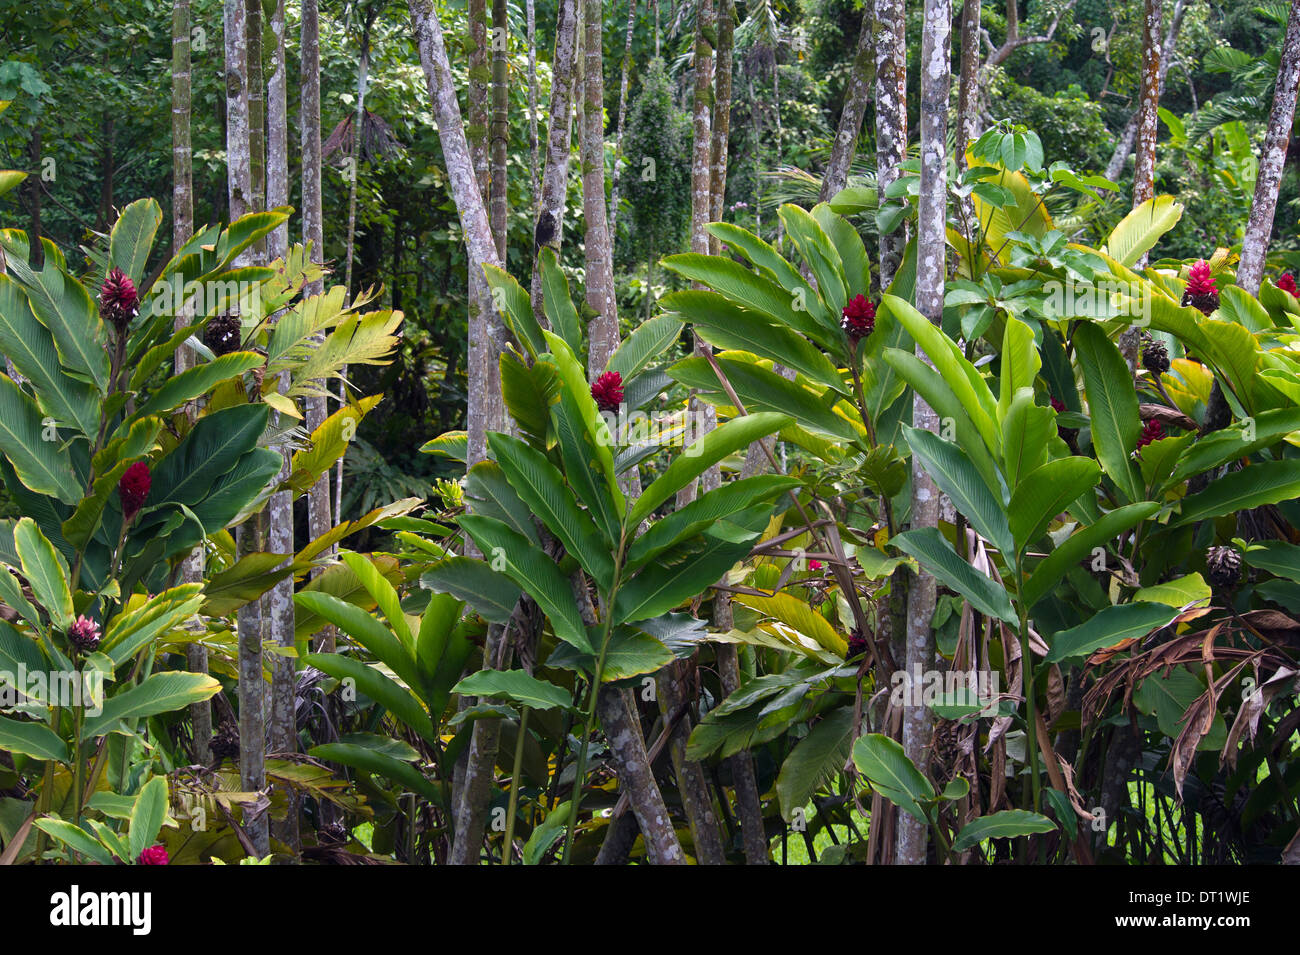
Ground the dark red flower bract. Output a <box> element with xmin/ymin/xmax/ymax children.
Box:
<box><xmin>841</xmin><ymin>294</ymin><xmax>876</xmax><ymax>343</ymax></box>
<box><xmin>118</xmin><ymin>461</ymin><xmax>151</xmax><ymax>521</ymax></box>
<box><xmin>99</xmin><ymin>268</ymin><xmax>140</xmax><ymax>331</ymax></box>
<box><xmin>137</xmin><ymin>844</ymin><xmax>169</xmax><ymax>866</ymax></box>
<box><xmin>1136</xmin><ymin>418</ymin><xmax>1165</xmax><ymax>450</ymax></box>
<box><xmin>1279</xmin><ymin>273</ymin><xmax>1298</xmax><ymax>296</ymax></box>
<box><xmin>590</xmin><ymin>371</ymin><xmax>624</xmax><ymax>413</ymax></box>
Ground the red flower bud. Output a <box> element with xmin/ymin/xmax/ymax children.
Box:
<box><xmin>1278</xmin><ymin>273</ymin><xmax>1297</xmax><ymax>296</ymax></box>
<box><xmin>99</xmin><ymin>268</ymin><xmax>140</xmax><ymax>331</ymax></box>
<box><xmin>841</xmin><ymin>294</ymin><xmax>876</xmax><ymax>343</ymax></box>
<box><xmin>67</xmin><ymin>615</ymin><xmax>101</xmax><ymax>653</ymax></box>
<box><xmin>1182</xmin><ymin>260</ymin><xmax>1219</xmax><ymax>315</ymax></box>
<box><xmin>137</xmin><ymin>844</ymin><xmax>169</xmax><ymax>865</ymax></box>
<box><xmin>1136</xmin><ymin>418</ymin><xmax>1164</xmax><ymax>451</ymax></box>
<box><xmin>590</xmin><ymin>371</ymin><xmax>624</xmax><ymax>413</ymax></box>
<box><xmin>118</xmin><ymin>461</ymin><xmax>151</xmax><ymax>521</ymax></box>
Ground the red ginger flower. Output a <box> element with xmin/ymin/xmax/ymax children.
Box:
<box><xmin>846</xmin><ymin>628</ymin><xmax>870</xmax><ymax>659</ymax></box>
<box><xmin>1279</xmin><ymin>273</ymin><xmax>1298</xmax><ymax>296</ymax></box>
<box><xmin>1183</xmin><ymin>260</ymin><xmax>1219</xmax><ymax>315</ymax></box>
<box><xmin>841</xmin><ymin>294</ymin><xmax>876</xmax><ymax>343</ymax></box>
<box><xmin>137</xmin><ymin>844</ymin><xmax>169</xmax><ymax>865</ymax></box>
<box><xmin>68</xmin><ymin>615</ymin><xmax>101</xmax><ymax>653</ymax></box>
<box><xmin>590</xmin><ymin>371</ymin><xmax>624</xmax><ymax>413</ymax></box>
<box><xmin>118</xmin><ymin>461</ymin><xmax>151</xmax><ymax>521</ymax></box>
<box><xmin>99</xmin><ymin>268</ymin><xmax>139</xmax><ymax>331</ymax></box>
<box><xmin>1136</xmin><ymin>418</ymin><xmax>1164</xmax><ymax>450</ymax></box>
<box><xmin>808</xmin><ymin>559</ymin><xmax>823</xmax><ymax>571</ymax></box>
<box><xmin>1050</xmin><ymin>397</ymin><xmax>1065</xmax><ymax>413</ymax></box>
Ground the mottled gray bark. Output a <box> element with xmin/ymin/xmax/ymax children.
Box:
<box><xmin>490</xmin><ymin>0</ymin><xmax>510</xmax><ymax>259</ymax></box>
<box><xmin>1237</xmin><ymin>0</ymin><xmax>1300</xmax><ymax>294</ymax></box>
<box><xmin>581</xmin><ymin>0</ymin><xmax>618</xmax><ymax>377</ymax></box>
<box><xmin>956</xmin><ymin>0</ymin><xmax>981</xmax><ymax>153</ymax></box>
<box><xmin>526</xmin><ymin>0</ymin><xmax>540</xmax><ymax>212</ymax></box>
<box><xmin>530</xmin><ymin>0</ymin><xmax>578</xmax><ymax>316</ymax></box>
<box><xmin>874</xmin><ymin>0</ymin><xmax>907</xmax><ymax>288</ymax></box>
<box><xmin>1103</xmin><ymin>0</ymin><xmax>1187</xmax><ymax>184</ymax></box>
<box><xmin>1133</xmin><ymin>0</ymin><xmax>1162</xmax><ymax>208</ymax></box>
<box><xmin>898</xmin><ymin>0</ymin><xmax>951</xmax><ymax>866</ymax></box>
<box><xmin>224</xmin><ymin>0</ymin><xmax>252</xmax><ymax>221</ymax></box>
<box><xmin>710</xmin><ymin>0</ymin><xmax>735</xmax><ymax>230</ymax></box>
<box><xmin>236</xmin><ymin>518</ymin><xmax>269</xmax><ymax>856</ymax></box>
<box><xmin>608</xmin><ymin>0</ymin><xmax>638</xmax><ymax>245</ymax></box>
<box><xmin>820</xmin><ymin>6</ymin><xmax>873</xmax><ymax>203</ymax></box>
<box><xmin>597</xmin><ymin>686</ymin><xmax>687</xmax><ymax>864</ymax></box>
<box><xmin>657</xmin><ymin>659</ymin><xmax>727</xmax><ymax>863</ymax></box>
<box><xmin>246</xmin><ymin>0</ymin><xmax>265</xmax><ymax>220</ymax></box>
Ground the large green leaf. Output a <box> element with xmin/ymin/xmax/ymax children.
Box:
<box><xmin>1102</xmin><ymin>195</ymin><xmax>1184</xmax><ymax>268</ymax></box>
<box><xmin>904</xmin><ymin>426</ymin><xmax>1013</xmax><ymax>557</ymax></box>
<box><xmin>1075</xmin><ymin>322</ymin><xmax>1143</xmax><ymax>503</ymax></box>
<box><xmin>451</xmin><ymin>669</ymin><xmax>572</xmax><ymax>711</ymax></box>
<box><xmin>309</xmin><ymin>742</ymin><xmax>442</xmax><ymax>804</ymax></box>
<box><xmin>0</xmin><ymin>374</ymin><xmax>82</xmax><ymax>503</ymax></box>
<box><xmin>420</xmin><ymin>557</ymin><xmax>521</xmax><ymax>625</ymax></box>
<box><xmin>952</xmin><ymin>810</ymin><xmax>1056</xmax><ymax>851</ymax></box>
<box><xmin>999</xmin><ymin>389</ymin><xmax>1053</xmax><ymax>491</ymax></box>
<box><xmin>1022</xmin><ymin>502</ymin><xmax>1159</xmax><ymax>608</ymax></box>
<box><xmin>891</xmin><ymin>527</ymin><xmax>1017</xmax><ymax>623</ymax></box>
<box><xmin>24</xmin><ymin>266</ymin><xmax>110</xmax><ymax>392</ymax></box>
<box><xmin>614</xmin><ymin>534</ymin><xmax>754</xmax><ymax>624</ymax></box>
<box><xmin>14</xmin><ymin>517</ymin><xmax>73</xmax><ymax>630</ymax></box>
<box><xmin>0</xmin><ymin>715</ymin><xmax>69</xmax><ymax>762</ymax></box>
<box><xmin>459</xmin><ymin>514</ymin><xmax>593</xmax><ymax>653</ymax></box>
<box><xmin>130</xmin><ymin>352</ymin><xmax>264</xmax><ymax>422</ymax></box>
<box><xmin>147</xmin><ymin>403</ymin><xmax>269</xmax><ymax>510</ymax></box>
<box><xmin>779</xmin><ymin>203</ymin><xmax>848</xmax><ymax>317</ymax></box>
<box><xmin>339</xmin><ymin>551</ymin><xmax>415</xmax><ymax>654</ymax></box>
<box><xmin>1008</xmin><ymin>457</ymin><xmax>1102</xmax><ymax>555</ymax></box>
<box><xmin>539</xmin><ymin>248</ymin><xmax>584</xmax><ymax>359</ymax></box>
<box><xmin>109</xmin><ymin>198</ymin><xmax>163</xmax><ymax>288</ymax></box>
<box><xmin>35</xmin><ymin>819</ymin><xmax>115</xmax><ymax>864</ymax></box>
<box><xmin>303</xmin><ymin>651</ymin><xmax>435</xmax><ymax>741</ymax></box>
<box><xmin>851</xmin><ymin>733</ymin><xmax>933</xmax><ymax>823</ymax></box>
<box><xmin>1169</xmin><ymin>408</ymin><xmax>1300</xmax><ymax>484</ymax></box>
<box><xmin>1044</xmin><ymin>601</ymin><xmax>1180</xmax><ymax>663</ymax></box>
<box><xmin>998</xmin><ymin>318</ymin><xmax>1041</xmax><ymax>423</ymax></box>
<box><xmin>488</xmin><ymin>432</ymin><xmax>615</xmax><ymax>586</ymax></box>
<box><xmin>776</xmin><ymin>705</ymin><xmax>855</xmax><ymax>822</ymax></box>
<box><xmin>1173</xmin><ymin>460</ymin><xmax>1300</xmax><ymax>526</ymax></box>
<box><xmin>295</xmin><ymin>590</ymin><xmax>422</xmax><ymax>693</ymax></box>
<box><xmin>607</xmin><ymin>313</ymin><xmax>683</xmax><ymax>381</ymax></box>
<box><xmin>127</xmin><ymin>774</ymin><xmax>168</xmax><ymax>862</ymax></box>
<box><xmin>629</xmin><ymin>411</ymin><xmax>792</xmax><ymax>526</ymax></box>
<box><xmin>83</xmin><ymin>672</ymin><xmax>221</xmax><ymax>737</ymax></box>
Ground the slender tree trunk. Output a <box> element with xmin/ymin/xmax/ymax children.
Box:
<box><xmin>224</xmin><ymin>0</ymin><xmax>251</xmax><ymax>221</ymax></box>
<box><xmin>265</xmin><ymin>0</ymin><xmax>298</xmax><ymax>854</ymax></box>
<box><xmin>710</xmin><ymin>0</ymin><xmax>734</xmax><ymax>233</ymax></box>
<box><xmin>527</xmin><ymin>0</ymin><xmax>540</xmax><ymax>214</ymax></box>
<box><xmin>819</xmin><ymin>7</ymin><xmax>874</xmax><ymax>203</ymax></box>
<box><xmin>1133</xmin><ymin>0</ymin><xmax>1162</xmax><ymax>208</ymax></box>
<box><xmin>408</xmin><ymin>0</ymin><xmax>505</xmax><ymax>864</ymax></box>
<box><xmin>609</xmin><ymin>0</ymin><xmax>638</xmax><ymax>245</ymax></box>
<box><xmin>875</xmin><ymin>0</ymin><xmax>908</xmax><ymax>288</ymax></box>
<box><xmin>531</xmin><ymin>0</ymin><xmax>579</xmax><ymax>316</ymax></box>
<box><xmin>1103</xmin><ymin>0</ymin><xmax>1187</xmax><ymax>184</ymax></box>
<box><xmin>1237</xmin><ymin>0</ymin><xmax>1300</xmax><ymax>293</ymax></box>
<box><xmin>956</xmin><ymin>0</ymin><xmax>981</xmax><ymax>154</ymax></box>
<box><xmin>173</xmin><ymin>0</ymin><xmax>210</xmax><ymax>766</ymax></box>
<box><xmin>301</xmin><ymin>0</ymin><xmax>334</xmax><ymax>660</ymax></box>
<box><xmin>657</xmin><ymin>661</ymin><xmax>727</xmax><ymax>863</ymax></box>
<box><xmin>581</xmin><ymin>0</ymin><xmax>619</xmax><ymax>376</ymax></box>
<box><xmin>898</xmin><ymin>0</ymin><xmax>951</xmax><ymax>866</ymax></box>
<box><xmin>491</xmin><ymin>0</ymin><xmax>510</xmax><ymax>259</ymax></box>
<box><xmin>28</xmin><ymin>128</ymin><xmax>42</xmax><ymax>269</ymax></box>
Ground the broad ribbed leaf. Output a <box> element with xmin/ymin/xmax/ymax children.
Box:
<box><xmin>14</xmin><ymin>517</ymin><xmax>73</xmax><ymax>630</ymax></box>
<box><xmin>452</xmin><ymin>669</ymin><xmax>572</xmax><ymax>711</ymax></box>
<box><xmin>892</xmin><ymin>527</ymin><xmax>1017</xmax><ymax>623</ymax></box>
<box><xmin>851</xmin><ymin>733</ymin><xmax>933</xmax><ymax>823</ymax></box>
<box><xmin>781</xmin><ymin>204</ymin><xmax>848</xmax><ymax>317</ymax></box>
<box><xmin>459</xmin><ymin>514</ymin><xmax>593</xmax><ymax>653</ymax></box>
<box><xmin>1170</xmin><ymin>408</ymin><xmax>1300</xmax><ymax>484</ymax></box>
<box><xmin>148</xmin><ymin>403</ymin><xmax>269</xmax><ymax>509</ymax></box>
<box><xmin>127</xmin><ymin>774</ymin><xmax>168</xmax><ymax>861</ymax></box>
<box><xmin>339</xmin><ymin>551</ymin><xmax>415</xmax><ymax>653</ymax></box>
<box><xmin>35</xmin><ymin>820</ymin><xmax>114</xmax><ymax>864</ymax></box>
<box><xmin>109</xmin><ymin>198</ymin><xmax>162</xmax><ymax>287</ymax></box>
<box><xmin>614</xmin><ymin>535</ymin><xmax>754</xmax><ymax>624</ymax></box>
<box><xmin>303</xmin><ymin>651</ymin><xmax>435</xmax><ymax>741</ymax></box>
<box><xmin>1008</xmin><ymin>457</ymin><xmax>1101</xmax><ymax>554</ymax></box>
<box><xmin>539</xmin><ymin>248</ymin><xmax>584</xmax><ymax>359</ymax></box>
<box><xmin>421</xmin><ymin>557</ymin><xmax>521</xmax><ymax>624</ymax></box>
<box><xmin>904</xmin><ymin>426</ymin><xmax>1013</xmax><ymax>557</ymax></box>
<box><xmin>1173</xmin><ymin>460</ymin><xmax>1300</xmax><ymax>526</ymax></box>
<box><xmin>1022</xmin><ymin>502</ymin><xmax>1159</xmax><ymax>607</ymax></box>
<box><xmin>777</xmin><ymin>705</ymin><xmax>855</xmax><ymax>821</ymax></box>
<box><xmin>0</xmin><ymin>375</ymin><xmax>81</xmax><ymax>503</ymax></box>
<box><xmin>309</xmin><ymin>742</ymin><xmax>442</xmax><ymax>803</ymax></box>
<box><xmin>952</xmin><ymin>810</ymin><xmax>1056</xmax><ymax>850</ymax></box>
<box><xmin>1044</xmin><ymin>601</ymin><xmax>1180</xmax><ymax>663</ymax></box>
<box><xmin>83</xmin><ymin>672</ymin><xmax>221</xmax><ymax>737</ymax></box>
<box><xmin>1075</xmin><ymin>323</ymin><xmax>1143</xmax><ymax>503</ymax></box>
<box><xmin>670</xmin><ymin>356</ymin><xmax>855</xmax><ymax>440</ymax></box>
<box><xmin>488</xmin><ymin>432</ymin><xmax>615</xmax><ymax>585</ymax></box>
<box><xmin>629</xmin><ymin>411</ymin><xmax>792</xmax><ymax>526</ymax></box>
<box><xmin>0</xmin><ymin>715</ymin><xmax>68</xmax><ymax>761</ymax></box>
<box><xmin>1103</xmin><ymin>195</ymin><xmax>1184</xmax><ymax>268</ymax></box>
<box><xmin>607</xmin><ymin>313</ymin><xmax>683</xmax><ymax>381</ymax></box>
<box><xmin>295</xmin><ymin>590</ymin><xmax>421</xmax><ymax>692</ymax></box>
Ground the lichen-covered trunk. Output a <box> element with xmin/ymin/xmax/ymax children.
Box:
<box><xmin>173</xmin><ymin>0</ymin><xmax>210</xmax><ymax>765</ymax></box>
<box><xmin>526</xmin><ymin>0</ymin><xmax>540</xmax><ymax>211</ymax></box>
<box><xmin>608</xmin><ymin>0</ymin><xmax>638</xmax><ymax>245</ymax></box>
<box><xmin>581</xmin><ymin>0</ymin><xmax>618</xmax><ymax>377</ymax></box>
<box><xmin>1237</xmin><ymin>0</ymin><xmax>1300</xmax><ymax>293</ymax></box>
<box><xmin>1103</xmin><ymin>0</ymin><xmax>1186</xmax><ymax>184</ymax></box>
<box><xmin>898</xmin><ymin>0</ymin><xmax>951</xmax><ymax>866</ymax></box>
<box><xmin>408</xmin><ymin>0</ymin><xmax>505</xmax><ymax>864</ymax></box>
<box><xmin>490</xmin><ymin>0</ymin><xmax>510</xmax><ymax>259</ymax></box>
<box><xmin>819</xmin><ymin>6</ymin><xmax>873</xmax><ymax>203</ymax></box>
<box><xmin>531</xmin><ymin>0</ymin><xmax>578</xmax><ymax>315</ymax></box>
<box><xmin>300</xmin><ymin>0</ymin><xmax>334</xmax><ymax>657</ymax></box>
<box><xmin>597</xmin><ymin>686</ymin><xmax>687</xmax><ymax>864</ymax></box>
<box><xmin>246</xmin><ymin>0</ymin><xmax>265</xmax><ymax>221</ymax></box>
<box><xmin>709</xmin><ymin>0</ymin><xmax>734</xmax><ymax>231</ymax></box>
<box><xmin>1132</xmin><ymin>0</ymin><xmax>1162</xmax><ymax>208</ymax></box>
<box><xmin>874</xmin><ymin>0</ymin><xmax>907</xmax><ymax>289</ymax></box>
<box><xmin>265</xmin><ymin>0</ymin><xmax>298</xmax><ymax>854</ymax></box>
<box><xmin>224</xmin><ymin>0</ymin><xmax>251</xmax><ymax>221</ymax></box>
<box><xmin>236</xmin><ymin>517</ymin><xmax>269</xmax><ymax>856</ymax></box>
<box><xmin>956</xmin><ymin>0</ymin><xmax>981</xmax><ymax>154</ymax></box>
<box><xmin>342</xmin><ymin>19</ymin><xmax>372</xmax><ymax>297</ymax></box>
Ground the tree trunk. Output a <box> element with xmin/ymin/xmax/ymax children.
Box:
<box><xmin>247</xmin><ymin>0</ymin><xmax>265</xmax><ymax>220</ymax></box>
<box><xmin>236</xmin><ymin>518</ymin><xmax>269</xmax><ymax>856</ymax></box>
<box><xmin>956</xmin><ymin>0</ymin><xmax>981</xmax><ymax>154</ymax></box>
<box><xmin>1103</xmin><ymin>0</ymin><xmax>1187</xmax><ymax>185</ymax></box>
<box><xmin>898</xmin><ymin>0</ymin><xmax>951</xmax><ymax>866</ymax></box>
<box><xmin>581</xmin><ymin>0</ymin><xmax>618</xmax><ymax>376</ymax></box>
<box><xmin>527</xmin><ymin>0</ymin><xmax>540</xmax><ymax>214</ymax></box>
<box><xmin>343</xmin><ymin>11</ymin><xmax>374</xmax><ymax>299</ymax></box>
<box><xmin>300</xmin><ymin>0</ymin><xmax>334</xmax><ymax>657</ymax></box>
<box><xmin>173</xmin><ymin>0</ymin><xmax>210</xmax><ymax>766</ymax></box>
<box><xmin>608</xmin><ymin>0</ymin><xmax>638</xmax><ymax>245</ymax></box>
<box><xmin>531</xmin><ymin>0</ymin><xmax>579</xmax><ymax>317</ymax></box>
<box><xmin>874</xmin><ymin>0</ymin><xmax>907</xmax><ymax>289</ymax></box>
<box><xmin>408</xmin><ymin>0</ymin><xmax>505</xmax><ymax>864</ymax></box>
<box><xmin>490</xmin><ymin>0</ymin><xmax>510</xmax><ymax>259</ymax></box>
<box><xmin>265</xmin><ymin>0</ymin><xmax>298</xmax><ymax>854</ymax></box>
<box><xmin>710</xmin><ymin>0</ymin><xmax>735</xmax><ymax>232</ymax></box>
<box><xmin>1133</xmin><ymin>0</ymin><xmax>1162</xmax><ymax>208</ymax></box>
<box><xmin>819</xmin><ymin>6</ymin><xmax>874</xmax><ymax>203</ymax></box>
<box><xmin>224</xmin><ymin>0</ymin><xmax>251</xmax><ymax>223</ymax></box>
<box><xmin>1237</xmin><ymin>0</ymin><xmax>1300</xmax><ymax>294</ymax></box>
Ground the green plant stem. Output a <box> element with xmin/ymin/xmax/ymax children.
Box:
<box><xmin>502</xmin><ymin>705</ymin><xmax>530</xmax><ymax>865</ymax></box>
<box><xmin>1013</xmin><ymin>573</ymin><xmax>1042</xmax><ymax>816</ymax></box>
